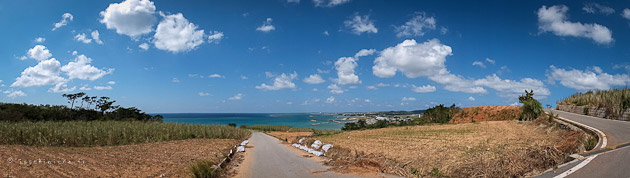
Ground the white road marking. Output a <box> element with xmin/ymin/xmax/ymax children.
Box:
<box><xmin>550</xmin><ymin>111</ymin><xmax>608</xmax><ymax>178</ymax></box>
<box><xmin>553</xmin><ymin>155</ymin><xmax>597</xmax><ymax>178</ymax></box>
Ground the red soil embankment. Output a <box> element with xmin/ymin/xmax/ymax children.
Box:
<box><xmin>450</xmin><ymin>106</ymin><xmax>521</xmax><ymax>124</ymax></box>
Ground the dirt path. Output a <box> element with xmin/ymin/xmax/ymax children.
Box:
<box><xmin>235</xmin><ymin>132</ymin><xmax>396</xmax><ymax>178</ymax></box>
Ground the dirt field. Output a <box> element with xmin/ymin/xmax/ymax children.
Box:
<box><xmin>316</xmin><ymin>121</ymin><xmax>583</xmax><ymax>177</ymax></box>
<box><xmin>450</xmin><ymin>106</ymin><xmax>521</xmax><ymax>124</ymax></box>
<box><xmin>0</xmin><ymin>139</ymin><xmax>239</xmax><ymax>177</ymax></box>
<box><xmin>266</xmin><ymin>132</ymin><xmax>313</xmax><ymax>143</ymax></box>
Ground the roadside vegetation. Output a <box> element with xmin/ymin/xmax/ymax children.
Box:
<box><xmin>0</xmin><ymin>121</ymin><xmax>250</xmax><ymax>147</ymax></box>
<box><xmin>558</xmin><ymin>87</ymin><xmax>630</xmax><ymax>118</ymax></box>
<box><xmin>189</xmin><ymin>160</ymin><xmax>219</xmax><ymax>178</ymax></box>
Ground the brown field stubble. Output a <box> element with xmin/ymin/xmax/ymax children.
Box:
<box><xmin>317</xmin><ymin>121</ymin><xmax>583</xmax><ymax>177</ymax></box>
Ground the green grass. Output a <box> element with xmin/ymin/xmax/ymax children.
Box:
<box><xmin>559</xmin><ymin>88</ymin><xmax>630</xmax><ymax>118</ymax></box>
<box><xmin>189</xmin><ymin>160</ymin><xmax>219</xmax><ymax>178</ymax></box>
<box><xmin>0</xmin><ymin>121</ymin><xmax>250</xmax><ymax>147</ymax></box>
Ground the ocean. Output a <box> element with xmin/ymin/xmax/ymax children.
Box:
<box><xmin>158</xmin><ymin>113</ymin><xmax>349</xmax><ymax>130</ymax></box>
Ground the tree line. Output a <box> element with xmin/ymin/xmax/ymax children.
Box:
<box><xmin>0</xmin><ymin>92</ymin><xmax>162</xmax><ymax>122</ymax></box>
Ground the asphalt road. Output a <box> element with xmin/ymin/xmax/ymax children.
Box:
<box><xmin>537</xmin><ymin>109</ymin><xmax>630</xmax><ymax>178</ymax></box>
<box><xmin>235</xmin><ymin>132</ymin><xmax>396</xmax><ymax>178</ymax></box>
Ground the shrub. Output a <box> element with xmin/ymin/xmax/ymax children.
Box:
<box><xmin>227</xmin><ymin>123</ymin><xmax>237</xmax><ymax>127</ymax></box>
<box><xmin>584</xmin><ymin>137</ymin><xmax>596</xmax><ymax>151</ymax></box>
<box><xmin>189</xmin><ymin>160</ymin><xmax>219</xmax><ymax>178</ymax></box>
<box><xmin>519</xmin><ymin>90</ymin><xmax>543</xmax><ymax>121</ymax></box>
<box><xmin>421</xmin><ymin>104</ymin><xmax>461</xmax><ymax>123</ymax></box>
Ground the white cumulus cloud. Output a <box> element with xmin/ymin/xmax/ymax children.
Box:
<box><xmin>303</xmin><ymin>74</ymin><xmax>325</xmax><ymax>84</ymax></box>
<box><xmin>325</xmin><ymin>96</ymin><xmax>335</xmax><ymax>103</ymax></box>
<box><xmin>52</xmin><ymin>13</ymin><xmax>73</xmax><ymax>31</ymax></box>
<box><xmin>411</xmin><ymin>85</ymin><xmax>436</xmax><ymax>93</ymax></box>
<box><xmin>207</xmin><ymin>31</ymin><xmax>224</xmax><ymax>44</ymax></box>
<box><xmin>12</xmin><ymin>58</ymin><xmax>66</xmax><ymax>88</ymax></box>
<box><xmin>154</xmin><ymin>13</ymin><xmax>206</xmax><ymax>53</ymax></box>
<box><xmin>256</xmin><ymin>72</ymin><xmax>298</xmax><ymax>91</ymax></box>
<box><xmin>49</xmin><ymin>82</ymin><xmax>76</xmax><ymax>93</ymax></box>
<box><xmin>468</xmin><ymin>96</ymin><xmax>475</xmax><ymax>101</ymax></box>
<box><xmin>334</xmin><ymin>49</ymin><xmax>375</xmax><ymax>85</ymax></box>
<box><xmin>328</xmin><ymin>84</ymin><xmax>344</xmax><ymax>94</ymax></box>
<box><xmin>344</xmin><ymin>13</ymin><xmax>377</xmax><ymax>35</ymax></box>
<box><xmin>313</xmin><ymin>0</ymin><xmax>350</xmax><ymax>7</ymax></box>
<box><xmin>5</xmin><ymin>90</ymin><xmax>26</xmax><ymax>98</ymax></box>
<box><xmin>92</xmin><ymin>30</ymin><xmax>103</xmax><ymax>44</ymax></box>
<box><xmin>395</xmin><ymin>12</ymin><xmax>436</xmax><ymax>37</ymax></box>
<box><xmin>547</xmin><ymin>65</ymin><xmax>630</xmax><ymax>91</ymax></box>
<box><xmin>582</xmin><ymin>3</ymin><xmax>615</xmax><ymax>15</ymax></box>
<box><xmin>74</xmin><ymin>33</ymin><xmax>92</xmax><ymax>44</ymax></box>
<box><xmin>34</xmin><ymin>37</ymin><xmax>46</xmax><ymax>43</ymax></box>
<box><xmin>623</xmin><ymin>9</ymin><xmax>630</xmax><ymax>20</ymax></box>
<box><xmin>27</xmin><ymin>45</ymin><xmax>53</xmax><ymax>61</ymax></box>
<box><xmin>402</xmin><ymin>97</ymin><xmax>416</xmax><ymax>101</ymax></box>
<box><xmin>61</xmin><ymin>54</ymin><xmax>113</xmax><ymax>81</ymax></box>
<box><xmin>199</xmin><ymin>92</ymin><xmax>210</xmax><ymax>96</ymax></box>
<box><xmin>229</xmin><ymin>93</ymin><xmax>244</xmax><ymax>100</ymax></box>
<box><xmin>374</xmin><ymin>39</ymin><xmax>550</xmax><ymax>98</ymax></box>
<box><xmin>256</xmin><ymin>18</ymin><xmax>276</xmax><ymax>32</ymax></box>
<box><xmin>472</xmin><ymin>61</ymin><xmax>485</xmax><ymax>68</ymax></box>
<box><xmin>99</xmin><ymin>0</ymin><xmax>157</xmax><ymax>37</ymax></box>
<box><xmin>373</xmin><ymin>39</ymin><xmax>450</xmax><ymax>78</ymax></box>
<box><xmin>93</xmin><ymin>86</ymin><xmax>113</xmax><ymax>90</ymax></box>
<box><xmin>139</xmin><ymin>43</ymin><xmax>149</xmax><ymax>50</ymax></box>
<box><xmin>537</xmin><ymin>5</ymin><xmax>613</xmax><ymax>44</ymax></box>
<box><xmin>209</xmin><ymin>74</ymin><xmax>225</xmax><ymax>78</ymax></box>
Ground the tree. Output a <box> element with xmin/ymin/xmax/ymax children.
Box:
<box><xmin>152</xmin><ymin>115</ymin><xmax>164</xmax><ymax>122</ymax></box>
<box><xmin>519</xmin><ymin>90</ymin><xmax>543</xmax><ymax>121</ymax></box>
<box><xmin>228</xmin><ymin>123</ymin><xmax>237</xmax><ymax>127</ymax></box>
<box><xmin>62</xmin><ymin>92</ymin><xmax>86</xmax><ymax>108</ymax></box>
<box><xmin>357</xmin><ymin>119</ymin><xmax>367</xmax><ymax>128</ymax></box>
<box><xmin>96</xmin><ymin>97</ymin><xmax>116</xmax><ymax>114</ymax></box>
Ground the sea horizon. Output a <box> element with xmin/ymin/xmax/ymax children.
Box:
<box><xmin>159</xmin><ymin>113</ymin><xmax>351</xmax><ymax>130</ymax></box>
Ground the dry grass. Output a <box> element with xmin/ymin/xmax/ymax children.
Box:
<box><xmin>317</xmin><ymin>121</ymin><xmax>583</xmax><ymax>177</ymax></box>
<box><xmin>266</xmin><ymin>132</ymin><xmax>313</xmax><ymax>143</ymax></box>
<box><xmin>559</xmin><ymin>88</ymin><xmax>630</xmax><ymax>119</ymax></box>
<box><xmin>450</xmin><ymin>106</ymin><xmax>521</xmax><ymax>124</ymax></box>
<box><xmin>0</xmin><ymin>139</ymin><xmax>238</xmax><ymax>177</ymax></box>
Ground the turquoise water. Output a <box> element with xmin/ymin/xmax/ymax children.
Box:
<box><xmin>158</xmin><ymin>113</ymin><xmax>347</xmax><ymax>130</ymax></box>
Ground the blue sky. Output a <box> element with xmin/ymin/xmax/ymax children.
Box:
<box><xmin>1</xmin><ymin>0</ymin><xmax>630</xmax><ymax>113</ymax></box>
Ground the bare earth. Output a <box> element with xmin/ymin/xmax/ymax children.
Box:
<box><xmin>317</xmin><ymin>121</ymin><xmax>580</xmax><ymax>177</ymax></box>
<box><xmin>450</xmin><ymin>106</ymin><xmax>521</xmax><ymax>124</ymax></box>
<box><xmin>0</xmin><ymin>139</ymin><xmax>238</xmax><ymax>177</ymax></box>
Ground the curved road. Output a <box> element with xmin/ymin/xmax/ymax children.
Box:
<box><xmin>538</xmin><ymin>109</ymin><xmax>630</xmax><ymax>178</ymax></box>
<box><xmin>235</xmin><ymin>132</ymin><xmax>397</xmax><ymax>178</ymax></box>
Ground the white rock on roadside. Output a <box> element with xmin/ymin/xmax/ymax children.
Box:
<box><xmin>237</xmin><ymin>146</ymin><xmax>245</xmax><ymax>152</ymax></box>
<box><xmin>322</xmin><ymin>144</ymin><xmax>333</xmax><ymax>152</ymax></box>
<box><xmin>311</xmin><ymin>140</ymin><xmax>323</xmax><ymax>149</ymax></box>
